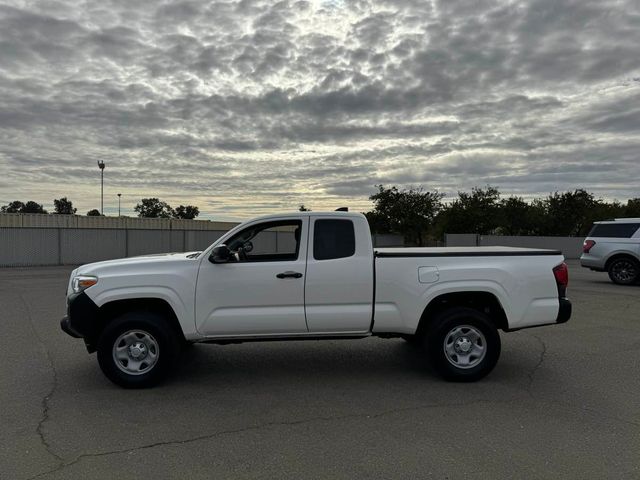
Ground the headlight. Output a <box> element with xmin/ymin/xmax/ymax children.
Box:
<box><xmin>72</xmin><ymin>275</ymin><xmax>98</xmax><ymax>293</ymax></box>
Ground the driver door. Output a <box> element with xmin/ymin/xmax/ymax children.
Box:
<box><xmin>195</xmin><ymin>218</ymin><xmax>309</xmax><ymax>336</ymax></box>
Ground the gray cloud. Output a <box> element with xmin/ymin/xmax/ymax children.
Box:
<box><xmin>0</xmin><ymin>0</ymin><xmax>639</xmax><ymax>219</ymax></box>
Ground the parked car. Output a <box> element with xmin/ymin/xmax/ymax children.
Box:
<box><xmin>580</xmin><ymin>218</ymin><xmax>640</xmax><ymax>285</ymax></box>
<box><xmin>61</xmin><ymin>211</ymin><xmax>571</xmax><ymax>388</ymax></box>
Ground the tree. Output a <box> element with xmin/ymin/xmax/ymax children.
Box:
<box><xmin>298</xmin><ymin>204</ymin><xmax>311</xmax><ymax>212</ymax></box>
<box><xmin>427</xmin><ymin>187</ymin><xmax>638</xmax><ymax>237</ymax></box>
<box><xmin>497</xmin><ymin>196</ymin><xmax>535</xmax><ymax>235</ymax></box>
<box><xmin>86</xmin><ymin>209</ymin><xmax>101</xmax><ymax>216</ymax></box>
<box><xmin>134</xmin><ymin>198</ymin><xmax>174</xmax><ymax>218</ymax></box>
<box><xmin>21</xmin><ymin>201</ymin><xmax>47</xmax><ymax>214</ymax></box>
<box><xmin>366</xmin><ymin>185</ymin><xmax>444</xmax><ymax>246</ymax></box>
<box><xmin>364</xmin><ymin>210</ymin><xmax>392</xmax><ymax>235</ymax></box>
<box><xmin>173</xmin><ymin>205</ymin><xmax>199</xmax><ymax>220</ymax></box>
<box><xmin>542</xmin><ymin>189</ymin><xmax>600</xmax><ymax>236</ymax></box>
<box><xmin>439</xmin><ymin>186</ymin><xmax>501</xmax><ymax>235</ymax></box>
<box><xmin>1</xmin><ymin>200</ymin><xmax>47</xmax><ymax>214</ymax></box>
<box><xmin>1</xmin><ymin>201</ymin><xmax>25</xmax><ymax>213</ymax></box>
<box><xmin>625</xmin><ymin>198</ymin><xmax>640</xmax><ymax>217</ymax></box>
<box><xmin>53</xmin><ymin>197</ymin><xmax>77</xmax><ymax>214</ymax></box>
<box><xmin>527</xmin><ymin>199</ymin><xmax>548</xmax><ymax>235</ymax></box>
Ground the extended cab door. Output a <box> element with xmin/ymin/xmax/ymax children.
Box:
<box><xmin>195</xmin><ymin>218</ymin><xmax>309</xmax><ymax>336</ymax></box>
<box><xmin>304</xmin><ymin>215</ymin><xmax>374</xmax><ymax>333</ymax></box>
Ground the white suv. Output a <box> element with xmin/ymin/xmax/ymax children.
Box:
<box><xmin>580</xmin><ymin>218</ymin><xmax>640</xmax><ymax>285</ymax></box>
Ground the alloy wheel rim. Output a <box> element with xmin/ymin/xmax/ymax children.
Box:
<box><xmin>612</xmin><ymin>260</ymin><xmax>637</xmax><ymax>283</ymax></box>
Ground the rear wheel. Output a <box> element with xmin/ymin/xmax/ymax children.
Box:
<box><xmin>607</xmin><ymin>257</ymin><xmax>639</xmax><ymax>285</ymax></box>
<box><xmin>97</xmin><ymin>312</ymin><xmax>179</xmax><ymax>388</ymax></box>
<box><xmin>424</xmin><ymin>307</ymin><xmax>501</xmax><ymax>382</ymax></box>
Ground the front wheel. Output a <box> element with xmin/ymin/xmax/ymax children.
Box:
<box><xmin>401</xmin><ymin>334</ymin><xmax>421</xmax><ymax>346</ymax></box>
<box><xmin>425</xmin><ymin>307</ymin><xmax>501</xmax><ymax>382</ymax></box>
<box><xmin>97</xmin><ymin>312</ymin><xmax>179</xmax><ymax>388</ymax></box>
<box><xmin>607</xmin><ymin>257</ymin><xmax>639</xmax><ymax>285</ymax></box>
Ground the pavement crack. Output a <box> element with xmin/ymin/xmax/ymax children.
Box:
<box><xmin>18</xmin><ymin>293</ymin><xmax>64</xmax><ymax>467</ymax></box>
<box><xmin>26</xmin><ymin>397</ymin><xmax>512</xmax><ymax>478</ymax></box>
<box><xmin>36</xmin><ymin>367</ymin><xmax>62</xmax><ymax>464</ymax></box>
<box><xmin>526</xmin><ymin>334</ymin><xmax>547</xmax><ymax>397</ymax></box>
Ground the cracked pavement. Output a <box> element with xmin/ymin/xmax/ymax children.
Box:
<box><xmin>1</xmin><ymin>260</ymin><xmax>639</xmax><ymax>479</ymax></box>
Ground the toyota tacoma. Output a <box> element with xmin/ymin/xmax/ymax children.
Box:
<box><xmin>61</xmin><ymin>211</ymin><xmax>571</xmax><ymax>388</ymax></box>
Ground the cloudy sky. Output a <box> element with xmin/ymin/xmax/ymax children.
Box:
<box><xmin>0</xmin><ymin>0</ymin><xmax>639</xmax><ymax>219</ymax></box>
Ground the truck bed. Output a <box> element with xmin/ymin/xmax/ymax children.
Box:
<box><xmin>373</xmin><ymin>246</ymin><xmax>566</xmax><ymax>333</ymax></box>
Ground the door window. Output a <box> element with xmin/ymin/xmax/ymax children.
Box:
<box><xmin>225</xmin><ymin>220</ymin><xmax>302</xmax><ymax>262</ymax></box>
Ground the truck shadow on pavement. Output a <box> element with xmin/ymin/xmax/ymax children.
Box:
<box><xmin>163</xmin><ymin>338</ymin><xmax>533</xmax><ymax>389</ymax></box>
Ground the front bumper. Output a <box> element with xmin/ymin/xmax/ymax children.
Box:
<box><xmin>60</xmin><ymin>291</ymin><xmax>101</xmax><ymax>352</ymax></box>
<box><xmin>60</xmin><ymin>315</ymin><xmax>82</xmax><ymax>338</ymax></box>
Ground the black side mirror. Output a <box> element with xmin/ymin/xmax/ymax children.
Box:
<box><xmin>210</xmin><ymin>244</ymin><xmax>231</xmax><ymax>263</ymax></box>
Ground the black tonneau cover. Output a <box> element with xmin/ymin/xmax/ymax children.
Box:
<box><xmin>375</xmin><ymin>247</ymin><xmax>562</xmax><ymax>258</ymax></box>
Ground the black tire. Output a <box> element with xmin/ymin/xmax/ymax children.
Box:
<box><xmin>401</xmin><ymin>334</ymin><xmax>421</xmax><ymax>346</ymax></box>
<box><xmin>97</xmin><ymin>311</ymin><xmax>180</xmax><ymax>388</ymax></box>
<box><xmin>607</xmin><ymin>257</ymin><xmax>640</xmax><ymax>285</ymax></box>
<box><xmin>424</xmin><ymin>307</ymin><xmax>501</xmax><ymax>382</ymax></box>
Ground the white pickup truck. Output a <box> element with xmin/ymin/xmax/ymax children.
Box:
<box><xmin>61</xmin><ymin>211</ymin><xmax>571</xmax><ymax>388</ymax></box>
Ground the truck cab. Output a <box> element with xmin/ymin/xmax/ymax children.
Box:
<box><xmin>195</xmin><ymin>212</ymin><xmax>374</xmax><ymax>336</ymax></box>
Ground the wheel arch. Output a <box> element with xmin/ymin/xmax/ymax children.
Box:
<box><xmin>604</xmin><ymin>252</ymin><xmax>640</xmax><ymax>270</ymax></box>
<box><xmin>416</xmin><ymin>291</ymin><xmax>509</xmax><ymax>336</ymax></box>
<box><xmin>87</xmin><ymin>298</ymin><xmax>187</xmax><ymax>352</ymax></box>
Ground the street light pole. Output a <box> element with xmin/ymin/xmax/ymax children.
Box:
<box><xmin>97</xmin><ymin>161</ymin><xmax>105</xmax><ymax>215</ymax></box>
<box><xmin>117</xmin><ymin>193</ymin><xmax>121</xmax><ymax>216</ymax></box>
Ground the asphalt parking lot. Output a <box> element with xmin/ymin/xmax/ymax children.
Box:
<box><xmin>1</xmin><ymin>260</ymin><xmax>639</xmax><ymax>479</ymax></box>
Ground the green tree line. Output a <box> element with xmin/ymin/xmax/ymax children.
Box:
<box><xmin>1</xmin><ymin>197</ymin><xmax>200</xmax><ymax>219</ymax></box>
<box><xmin>0</xmin><ymin>198</ymin><xmax>79</xmax><ymax>214</ymax></box>
<box><xmin>364</xmin><ymin>185</ymin><xmax>640</xmax><ymax>246</ymax></box>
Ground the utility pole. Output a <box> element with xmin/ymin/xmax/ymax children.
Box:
<box><xmin>117</xmin><ymin>193</ymin><xmax>121</xmax><ymax>216</ymax></box>
<box><xmin>98</xmin><ymin>161</ymin><xmax>105</xmax><ymax>215</ymax></box>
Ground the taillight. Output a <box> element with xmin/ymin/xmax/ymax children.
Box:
<box><xmin>553</xmin><ymin>262</ymin><xmax>569</xmax><ymax>297</ymax></box>
<box><xmin>583</xmin><ymin>240</ymin><xmax>596</xmax><ymax>253</ymax></box>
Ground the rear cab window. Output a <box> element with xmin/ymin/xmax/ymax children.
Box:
<box><xmin>313</xmin><ymin>219</ymin><xmax>356</xmax><ymax>260</ymax></box>
<box><xmin>587</xmin><ymin>223</ymin><xmax>640</xmax><ymax>238</ymax></box>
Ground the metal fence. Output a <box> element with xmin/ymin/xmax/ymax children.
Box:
<box><xmin>0</xmin><ymin>212</ymin><xmax>238</xmax><ymax>231</ymax></box>
<box><xmin>0</xmin><ymin>214</ymin><xmax>405</xmax><ymax>267</ymax></box>
<box><xmin>0</xmin><ymin>227</ymin><xmax>229</xmax><ymax>267</ymax></box>
<box><xmin>0</xmin><ymin>214</ymin><xmax>237</xmax><ymax>267</ymax></box>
